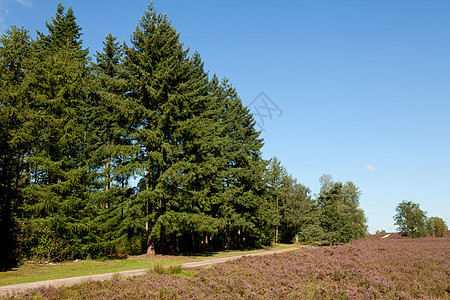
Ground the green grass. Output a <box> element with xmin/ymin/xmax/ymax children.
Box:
<box><xmin>0</xmin><ymin>243</ymin><xmax>296</xmax><ymax>287</ymax></box>
<box><xmin>0</xmin><ymin>257</ymin><xmax>191</xmax><ymax>287</ymax></box>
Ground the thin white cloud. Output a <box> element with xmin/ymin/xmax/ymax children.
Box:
<box><xmin>365</xmin><ymin>164</ymin><xmax>375</xmax><ymax>172</ymax></box>
<box><xmin>14</xmin><ymin>0</ymin><xmax>31</xmax><ymax>6</ymax></box>
<box><xmin>372</xmin><ymin>195</ymin><xmax>380</xmax><ymax>199</ymax></box>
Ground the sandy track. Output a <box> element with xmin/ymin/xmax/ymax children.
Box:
<box><xmin>0</xmin><ymin>247</ymin><xmax>302</xmax><ymax>297</ymax></box>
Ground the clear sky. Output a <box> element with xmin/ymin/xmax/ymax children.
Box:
<box><xmin>2</xmin><ymin>0</ymin><xmax>449</xmax><ymax>233</ymax></box>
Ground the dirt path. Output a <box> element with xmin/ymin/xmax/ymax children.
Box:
<box><xmin>0</xmin><ymin>246</ymin><xmax>303</xmax><ymax>297</ymax></box>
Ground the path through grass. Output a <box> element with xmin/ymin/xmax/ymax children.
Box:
<box><xmin>0</xmin><ymin>244</ymin><xmax>294</xmax><ymax>286</ymax></box>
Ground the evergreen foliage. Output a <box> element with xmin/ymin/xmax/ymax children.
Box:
<box><xmin>123</xmin><ymin>4</ymin><xmax>215</xmax><ymax>253</ymax></box>
<box><xmin>0</xmin><ymin>3</ymin><xmax>369</xmax><ymax>267</ymax></box>
<box><xmin>21</xmin><ymin>3</ymin><xmax>92</xmax><ymax>261</ymax></box>
<box><xmin>0</xmin><ymin>26</ymin><xmax>33</xmax><ymax>268</ymax></box>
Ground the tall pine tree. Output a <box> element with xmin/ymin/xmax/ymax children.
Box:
<box><xmin>209</xmin><ymin>78</ymin><xmax>269</xmax><ymax>249</ymax></box>
<box><xmin>87</xmin><ymin>33</ymin><xmax>143</xmax><ymax>256</ymax></box>
<box><xmin>124</xmin><ymin>4</ymin><xmax>213</xmax><ymax>253</ymax></box>
<box><xmin>0</xmin><ymin>26</ymin><xmax>33</xmax><ymax>268</ymax></box>
<box><xmin>22</xmin><ymin>3</ymin><xmax>92</xmax><ymax>260</ymax></box>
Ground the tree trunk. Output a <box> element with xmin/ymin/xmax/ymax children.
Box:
<box><xmin>275</xmin><ymin>195</ymin><xmax>279</xmax><ymax>243</ymax></box>
<box><xmin>225</xmin><ymin>225</ymin><xmax>231</xmax><ymax>250</ymax></box>
<box><xmin>104</xmin><ymin>158</ymin><xmax>110</xmax><ymax>209</ymax></box>
<box><xmin>237</xmin><ymin>228</ymin><xmax>241</xmax><ymax>248</ymax></box>
<box><xmin>145</xmin><ymin>151</ymin><xmax>155</xmax><ymax>254</ymax></box>
<box><xmin>105</xmin><ymin>159</ymin><xmax>111</xmax><ymax>192</ymax></box>
<box><xmin>275</xmin><ymin>225</ymin><xmax>279</xmax><ymax>244</ymax></box>
<box><xmin>146</xmin><ymin>241</ymin><xmax>155</xmax><ymax>255</ymax></box>
<box><xmin>104</xmin><ymin>135</ymin><xmax>111</xmax><ymax>208</ymax></box>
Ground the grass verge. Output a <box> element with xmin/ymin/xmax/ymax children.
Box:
<box><xmin>0</xmin><ymin>244</ymin><xmax>295</xmax><ymax>286</ymax></box>
<box><xmin>0</xmin><ymin>257</ymin><xmax>191</xmax><ymax>287</ymax></box>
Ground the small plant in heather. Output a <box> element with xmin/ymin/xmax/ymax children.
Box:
<box><xmin>111</xmin><ymin>272</ymin><xmax>123</xmax><ymax>280</ymax></box>
<box><xmin>152</xmin><ymin>263</ymin><xmax>166</xmax><ymax>274</ymax></box>
<box><xmin>149</xmin><ymin>263</ymin><xmax>182</xmax><ymax>275</ymax></box>
<box><xmin>168</xmin><ymin>264</ymin><xmax>183</xmax><ymax>275</ymax></box>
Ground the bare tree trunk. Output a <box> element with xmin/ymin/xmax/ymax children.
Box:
<box><xmin>275</xmin><ymin>196</ymin><xmax>279</xmax><ymax>243</ymax></box>
<box><xmin>236</xmin><ymin>228</ymin><xmax>240</xmax><ymax>248</ymax></box>
<box><xmin>226</xmin><ymin>225</ymin><xmax>231</xmax><ymax>250</ymax></box>
<box><xmin>104</xmin><ymin>135</ymin><xmax>111</xmax><ymax>208</ymax></box>
<box><xmin>275</xmin><ymin>225</ymin><xmax>279</xmax><ymax>244</ymax></box>
<box><xmin>104</xmin><ymin>158</ymin><xmax>110</xmax><ymax>209</ymax></box>
<box><xmin>105</xmin><ymin>159</ymin><xmax>111</xmax><ymax>192</ymax></box>
<box><xmin>145</xmin><ymin>150</ymin><xmax>154</xmax><ymax>254</ymax></box>
<box><xmin>146</xmin><ymin>240</ymin><xmax>155</xmax><ymax>255</ymax></box>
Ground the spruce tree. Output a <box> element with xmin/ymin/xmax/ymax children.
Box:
<box><xmin>22</xmin><ymin>3</ymin><xmax>92</xmax><ymax>260</ymax></box>
<box><xmin>87</xmin><ymin>33</ymin><xmax>143</xmax><ymax>256</ymax></box>
<box><xmin>91</xmin><ymin>33</ymin><xmax>140</xmax><ymax>201</ymax></box>
<box><xmin>209</xmin><ymin>78</ymin><xmax>268</xmax><ymax>249</ymax></box>
<box><xmin>0</xmin><ymin>26</ymin><xmax>33</xmax><ymax>268</ymax></box>
<box><xmin>125</xmin><ymin>4</ymin><xmax>213</xmax><ymax>253</ymax></box>
<box><xmin>37</xmin><ymin>3</ymin><xmax>88</xmax><ymax>57</ymax></box>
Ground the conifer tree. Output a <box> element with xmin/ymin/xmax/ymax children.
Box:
<box><xmin>91</xmin><ymin>33</ymin><xmax>139</xmax><ymax>202</ymax></box>
<box><xmin>22</xmin><ymin>3</ymin><xmax>92</xmax><ymax>260</ymax></box>
<box><xmin>209</xmin><ymin>78</ymin><xmax>268</xmax><ymax>249</ymax></box>
<box><xmin>0</xmin><ymin>26</ymin><xmax>32</xmax><ymax>268</ymax></box>
<box><xmin>125</xmin><ymin>4</ymin><xmax>213</xmax><ymax>253</ymax></box>
<box><xmin>87</xmin><ymin>33</ymin><xmax>144</xmax><ymax>256</ymax></box>
<box><xmin>37</xmin><ymin>3</ymin><xmax>88</xmax><ymax>57</ymax></box>
<box><xmin>0</xmin><ymin>1</ymin><xmax>336</xmax><ymax>261</ymax></box>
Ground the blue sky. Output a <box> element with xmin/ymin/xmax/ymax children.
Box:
<box><xmin>2</xmin><ymin>0</ymin><xmax>449</xmax><ymax>233</ymax></box>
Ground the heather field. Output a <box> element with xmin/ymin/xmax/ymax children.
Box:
<box><xmin>9</xmin><ymin>234</ymin><xmax>450</xmax><ymax>299</ymax></box>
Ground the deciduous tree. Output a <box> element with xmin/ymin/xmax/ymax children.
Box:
<box><xmin>394</xmin><ymin>201</ymin><xmax>427</xmax><ymax>238</ymax></box>
<box><xmin>426</xmin><ymin>217</ymin><xmax>448</xmax><ymax>237</ymax></box>
<box><xmin>317</xmin><ymin>176</ymin><xmax>367</xmax><ymax>244</ymax></box>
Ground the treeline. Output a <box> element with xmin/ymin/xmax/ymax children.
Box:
<box><xmin>0</xmin><ymin>3</ymin><xmax>367</xmax><ymax>268</ymax></box>
<box><xmin>393</xmin><ymin>201</ymin><xmax>448</xmax><ymax>238</ymax></box>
